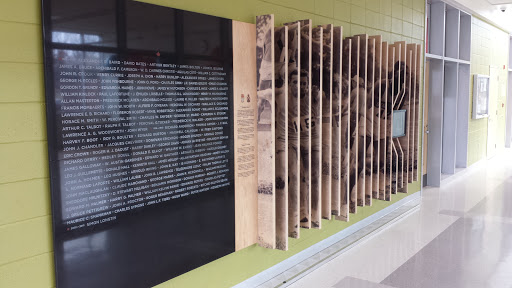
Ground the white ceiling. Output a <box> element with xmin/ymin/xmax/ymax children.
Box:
<box><xmin>444</xmin><ymin>0</ymin><xmax>512</xmax><ymax>34</ymax></box>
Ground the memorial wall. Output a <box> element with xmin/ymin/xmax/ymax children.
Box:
<box><xmin>41</xmin><ymin>0</ymin><xmax>422</xmax><ymax>287</ymax></box>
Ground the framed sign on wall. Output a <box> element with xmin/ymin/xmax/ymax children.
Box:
<box><xmin>41</xmin><ymin>0</ymin><xmax>242</xmax><ymax>287</ymax></box>
<box><xmin>472</xmin><ymin>74</ymin><xmax>490</xmax><ymax>119</ymax></box>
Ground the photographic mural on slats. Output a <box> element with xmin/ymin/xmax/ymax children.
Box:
<box><xmin>331</xmin><ymin>26</ymin><xmax>342</xmax><ymax>218</ymax></box>
<box><xmin>285</xmin><ymin>22</ymin><xmax>301</xmax><ymax>239</ymax></box>
<box><xmin>414</xmin><ymin>44</ymin><xmax>421</xmax><ymax>182</ymax></box>
<box><xmin>320</xmin><ymin>24</ymin><xmax>333</xmax><ymax>220</ymax></box>
<box><xmin>370</xmin><ymin>35</ymin><xmax>382</xmax><ymax>200</ymax></box>
<box><xmin>339</xmin><ymin>37</ymin><xmax>351</xmax><ymax>221</ymax></box>
<box><xmin>355</xmin><ymin>34</ymin><xmax>367</xmax><ymax>207</ymax></box>
<box><xmin>348</xmin><ymin>36</ymin><xmax>359</xmax><ymax>213</ymax></box>
<box><xmin>386</xmin><ymin>44</ymin><xmax>395</xmax><ymax>199</ymax></box>
<box><xmin>256</xmin><ymin>14</ymin><xmax>275</xmax><ymax>249</ymax></box>
<box><xmin>274</xmin><ymin>26</ymin><xmax>288</xmax><ymax>250</ymax></box>
<box><xmin>311</xmin><ymin>26</ymin><xmax>323</xmax><ymax>228</ymax></box>
<box><xmin>298</xmin><ymin>19</ymin><xmax>312</xmax><ymax>229</ymax></box>
<box><xmin>365</xmin><ymin>37</ymin><xmax>375</xmax><ymax>205</ymax></box>
<box><xmin>255</xmin><ymin>15</ymin><xmax>423</xmax><ymax>249</ymax></box>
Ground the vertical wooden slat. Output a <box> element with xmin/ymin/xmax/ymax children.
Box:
<box><xmin>396</xmin><ymin>42</ymin><xmax>408</xmax><ymax>192</ymax></box>
<box><xmin>379</xmin><ymin>42</ymin><xmax>388</xmax><ymax>201</ymax></box>
<box><xmin>386</xmin><ymin>44</ymin><xmax>395</xmax><ymax>200</ymax></box>
<box><xmin>348</xmin><ymin>36</ymin><xmax>359</xmax><ymax>213</ymax></box>
<box><xmin>370</xmin><ymin>35</ymin><xmax>382</xmax><ymax>200</ymax></box>
<box><xmin>274</xmin><ymin>26</ymin><xmax>288</xmax><ymax>250</ymax></box>
<box><xmin>233</xmin><ymin>20</ymin><xmax>258</xmax><ymax>250</ymax></box>
<box><xmin>392</xmin><ymin>42</ymin><xmax>403</xmax><ymax>193</ymax></box>
<box><xmin>285</xmin><ymin>22</ymin><xmax>301</xmax><ymax>239</ymax></box>
<box><xmin>392</xmin><ymin>142</ymin><xmax>399</xmax><ymax>194</ymax></box>
<box><xmin>331</xmin><ymin>26</ymin><xmax>342</xmax><ymax>217</ymax></box>
<box><xmin>311</xmin><ymin>26</ymin><xmax>323</xmax><ymax>228</ymax></box>
<box><xmin>414</xmin><ymin>44</ymin><xmax>421</xmax><ymax>182</ymax></box>
<box><xmin>256</xmin><ymin>14</ymin><xmax>275</xmax><ymax>249</ymax></box>
<box><xmin>355</xmin><ymin>34</ymin><xmax>368</xmax><ymax>207</ymax></box>
<box><xmin>320</xmin><ymin>24</ymin><xmax>333</xmax><ymax>220</ymax></box>
<box><xmin>365</xmin><ymin>37</ymin><xmax>375</xmax><ymax>205</ymax></box>
<box><xmin>298</xmin><ymin>19</ymin><xmax>312</xmax><ymax>229</ymax></box>
<box><xmin>339</xmin><ymin>37</ymin><xmax>351</xmax><ymax>221</ymax></box>
<box><xmin>407</xmin><ymin>44</ymin><xmax>416</xmax><ymax>185</ymax></box>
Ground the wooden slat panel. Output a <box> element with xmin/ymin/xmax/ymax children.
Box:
<box><xmin>365</xmin><ymin>37</ymin><xmax>375</xmax><ymax>205</ymax></box>
<box><xmin>407</xmin><ymin>44</ymin><xmax>417</xmax><ymax>184</ymax></box>
<box><xmin>386</xmin><ymin>44</ymin><xmax>395</xmax><ymax>201</ymax></box>
<box><xmin>320</xmin><ymin>24</ymin><xmax>333</xmax><ymax>220</ymax></box>
<box><xmin>392</xmin><ymin>142</ymin><xmax>399</xmax><ymax>194</ymax></box>
<box><xmin>275</xmin><ymin>26</ymin><xmax>288</xmax><ymax>250</ymax></box>
<box><xmin>379</xmin><ymin>42</ymin><xmax>388</xmax><ymax>200</ymax></box>
<box><xmin>348</xmin><ymin>36</ymin><xmax>359</xmax><ymax>213</ymax></box>
<box><xmin>311</xmin><ymin>26</ymin><xmax>323</xmax><ymax>228</ymax></box>
<box><xmin>395</xmin><ymin>41</ymin><xmax>408</xmax><ymax>192</ymax></box>
<box><xmin>339</xmin><ymin>37</ymin><xmax>351</xmax><ymax>221</ymax></box>
<box><xmin>331</xmin><ymin>26</ymin><xmax>342</xmax><ymax>218</ymax></box>
<box><xmin>355</xmin><ymin>34</ymin><xmax>368</xmax><ymax>207</ymax></box>
<box><xmin>298</xmin><ymin>19</ymin><xmax>312</xmax><ymax>229</ymax></box>
<box><xmin>256</xmin><ymin>14</ymin><xmax>275</xmax><ymax>249</ymax></box>
<box><xmin>233</xmin><ymin>20</ymin><xmax>258</xmax><ymax>251</ymax></box>
<box><xmin>369</xmin><ymin>35</ymin><xmax>382</xmax><ymax>200</ymax></box>
<box><xmin>285</xmin><ymin>22</ymin><xmax>301</xmax><ymax>239</ymax></box>
<box><xmin>414</xmin><ymin>44</ymin><xmax>421</xmax><ymax>182</ymax></box>
<box><xmin>391</xmin><ymin>42</ymin><xmax>403</xmax><ymax>192</ymax></box>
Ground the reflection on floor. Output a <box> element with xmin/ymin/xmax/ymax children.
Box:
<box><xmin>289</xmin><ymin>149</ymin><xmax>512</xmax><ymax>288</ymax></box>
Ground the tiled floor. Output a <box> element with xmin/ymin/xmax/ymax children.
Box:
<box><xmin>289</xmin><ymin>149</ymin><xmax>512</xmax><ymax>288</ymax></box>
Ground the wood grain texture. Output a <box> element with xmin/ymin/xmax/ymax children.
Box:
<box><xmin>338</xmin><ymin>37</ymin><xmax>351</xmax><ymax>221</ymax></box>
<box><xmin>320</xmin><ymin>24</ymin><xmax>333</xmax><ymax>220</ymax></box>
<box><xmin>364</xmin><ymin>37</ymin><xmax>375</xmax><ymax>206</ymax></box>
<box><xmin>369</xmin><ymin>35</ymin><xmax>382</xmax><ymax>200</ymax></box>
<box><xmin>298</xmin><ymin>19</ymin><xmax>312</xmax><ymax>229</ymax></box>
<box><xmin>406</xmin><ymin>44</ymin><xmax>416</xmax><ymax>185</ymax></box>
<box><xmin>331</xmin><ymin>26</ymin><xmax>342</xmax><ymax>218</ymax></box>
<box><xmin>355</xmin><ymin>34</ymin><xmax>368</xmax><ymax>207</ymax></box>
<box><xmin>386</xmin><ymin>44</ymin><xmax>395</xmax><ymax>201</ymax></box>
<box><xmin>233</xmin><ymin>20</ymin><xmax>258</xmax><ymax>251</ymax></box>
<box><xmin>285</xmin><ymin>22</ymin><xmax>301</xmax><ymax>239</ymax></box>
<box><xmin>414</xmin><ymin>44</ymin><xmax>421</xmax><ymax>182</ymax></box>
<box><xmin>274</xmin><ymin>26</ymin><xmax>288</xmax><ymax>250</ymax></box>
<box><xmin>256</xmin><ymin>14</ymin><xmax>275</xmax><ymax>249</ymax></box>
<box><xmin>395</xmin><ymin>42</ymin><xmax>408</xmax><ymax>193</ymax></box>
<box><xmin>348</xmin><ymin>36</ymin><xmax>359</xmax><ymax>214</ymax></box>
<box><xmin>379</xmin><ymin>42</ymin><xmax>388</xmax><ymax>201</ymax></box>
<box><xmin>310</xmin><ymin>26</ymin><xmax>323</xmax><ymax>228</ymax></box>
<box><xmin>392</xmin><ymin>142</ymin><xmax>398</xmax><ymax>194</ymax></box>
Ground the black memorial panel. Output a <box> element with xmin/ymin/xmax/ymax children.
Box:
<box><xmin>42</xmin><ymin>1</ymin><xmax>234</xmax><ymax>287</ymax></box>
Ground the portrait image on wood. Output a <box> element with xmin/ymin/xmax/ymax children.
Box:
<box><xmin>285</xmin><ymin>22</ymin><xmax>301</xmax><ymax>238</ymax></box>
<box><xmin>355</xmin><ymin>34</ymin><xmax>368</xmax><ymax>207</ymax></box>
<box><xmin>331</xmin><ymin>26</ymin><xmax>342</xmax><ymax>217</ymax></box>
<box><xmin>385</xmin><ymin>44</ymin><xmax>395</xmax><ymax>200</ymax></box>
<box><xmin>256</xmin><ymin>14</ymin><xmax>276</xmax><ymax>249</ymax></box>
<box><xmin>339</xmin><ymin>37</ymin><xmax>351</xmax><ymax>220</ymax></box>
<box><xmin>274</xmin><ymin>26</ymin><xmax>288</xmax><ymax>250</ymax></box>
<box><xmin>348</xmin><ymin>36</ymin><xmax>360</xmax><ymax>213</ymax></box>
<box><xmin>369</xmin><ymin>35</ymin><xmax>382</xmax><ymax>200</ymax></box>
<box><xmin>364</xmin><ymin>36</ymin><xmax>375</xmax><ymax>206</ymax></box>
<box><xmin>310</xmin><ymin>26</ymin><xmax>323</xmax><ymax>228</ymax></box>
<box><xmin>320</xmin><ymin>24</ymin><xmax>333</xmax><ymax>220</ymax></box>
<box><xmin>379</xmin><ymin>42</ymin><xmax>389</xmax><ymax>200</ymax></box>
<box><xmin>298</xmin><ymin>19</ymin><xmax>312</xmax><ymax>229</ymax></box>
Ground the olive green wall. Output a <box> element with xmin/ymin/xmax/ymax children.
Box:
<box><xmin>467</xmin><ymin>17</ymin><xmax>510</xmax><ymax>166</ymax></box>
<box><xmin>0</xmin><ymin>0</ymin><xmax>425</xmax><ymax>287</ymax></box>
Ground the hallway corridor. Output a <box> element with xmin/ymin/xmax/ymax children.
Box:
<box><xmin>289</xmin><ymin>149</ymin><xmax>512</xmax><ymax>288</ymax></box>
